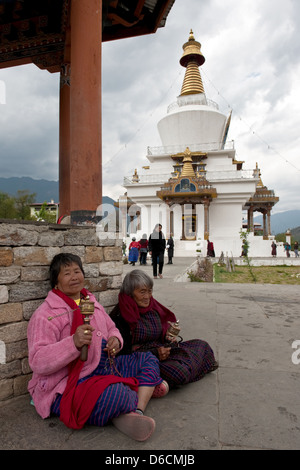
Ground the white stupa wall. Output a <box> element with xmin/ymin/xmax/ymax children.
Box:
<box><xmin>158</xmin><ymin>106</ymin><xmax>227</xmax><ymax>148</ymax></box>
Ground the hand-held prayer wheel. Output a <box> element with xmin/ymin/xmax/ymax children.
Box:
<box><xmin>166</xmin><ymin>320</ymin><xmax>180</xmax><ymax>340</ymax></box>
<box><xmin>80</xmin><ymin>297</ymin><xmax>95</xmax><ymax>361</ymax></box>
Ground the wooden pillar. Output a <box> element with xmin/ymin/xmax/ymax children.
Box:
<box><xmin>267</xmin><ymin>207</ymin><xmax>271</xmax><ymax>236</ymax></box>
<box><xmin>181</xmin><ymin>205</ymin><xmax>185</xmax><ymax>240</ymax></box>
<box><xmin>69</xmin><ymin>0</ymin><xmax>102</xmax><ymax>223</ymax></box>
<box><xmin>248</xmin><ymin>206</ymin><xmax>254</xmax><ymax>232</ymax></box>
<box><xmin>59</xmin><ymin>62</ymin><xmax>71</xmax><ymax>219</ymax></box>
<box><xmin>203</xmin><ymin>199</ymin><xmax>210</xmax><ymax>240</ymax></box>
<box><xmin>58</xmin><ymin>23</ymin><xmax>71</xmax><ymax>220</ymax></box>
<box><xmin>263</xmin><ymin>210</ymin><xmax>268</xmax><ymax>239</ymax></box>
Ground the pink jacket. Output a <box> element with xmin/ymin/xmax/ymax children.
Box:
<box><xmin>27</xmin><ymin>290</ymin><xmax>123</xmax><ymax>419</ymax></box>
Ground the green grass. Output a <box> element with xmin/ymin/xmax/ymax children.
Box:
<box><xmin>214</xmin><ymin>264</ymin><xmax>300</xmax><ymax>285</ymax></box>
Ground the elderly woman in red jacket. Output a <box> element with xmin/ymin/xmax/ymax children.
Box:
<box><xmin>27</xmin><ymin>253</ymin><xmax>164</xmax><ymax>441</ymax></box>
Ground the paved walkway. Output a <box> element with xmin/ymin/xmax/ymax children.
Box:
<box><xmin>1</xmin><ymin>258</ymin><xmax>300</xmax><ymax>450</ymax></box>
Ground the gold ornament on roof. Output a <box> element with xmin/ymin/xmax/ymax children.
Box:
<box><xmin>180</xmin><ymin>29</ymin><xmax>205</xmax><ymax>96</ymax></box>
<box><xmin>180</xmin><ymin>147</ymin><xmax>196</xmax><ymax>177</ymax></box>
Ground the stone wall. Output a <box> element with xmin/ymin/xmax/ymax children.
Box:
<box><xmin>0</xmin><ymin>221</ymin><xmax>123</xmax><ymax>403</ymax></box>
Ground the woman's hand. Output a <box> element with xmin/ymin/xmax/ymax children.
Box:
<box><xmin>73</xmin><ymin>324</ymin><xmax>94</xmax><ymax>350</ymax></box>
<box><xmin>157</xmin><ymin>346</ymin><xmax>171</xmax><ymax>361</ymax></box>
<box><xmin>104</xmin><ymin>336</ymin><xmax>121</xmax><ymax>357</ymax></box>
<box><xmin>165</xmin><ymin>333</ymin><xmax>177</xmax><ymax>343</ymax></box>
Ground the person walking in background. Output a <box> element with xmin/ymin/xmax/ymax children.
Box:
<box><xmin>166</xmin><ymin>234</ymin><xmax>174</xmax><ymax>264</ymax></box>
<box><xmin>139</xmin><ymin>234</ymin><xmax>148</xmax><ymax>265</ymax></box>
<box><xmin>207</xmin><ymin>239</ymin><xmax>215</xmax><ymax>257</ymax></box>
<box><xmin>294</xmin><ymin>241</ymin><xmax>299</xmax><ymax>257</ymax></box>
<box><xmin>148</xmin><ymin>224</ymin><xmax>166</xmax><ymax>279</ymax></box>
<box><xmin>128</xmin><ymin>237</ymin><xmax>141</xmax><ymax>266</ymax></box>
<box><xmin>271</xmin><ymin>241</ymin><xmax>277</xmax><ymax>257</ymax></box>
<box><xmin>284</xmin><ymin>242</ymin><xmax>291</xmax><ymax>258</ymax></box>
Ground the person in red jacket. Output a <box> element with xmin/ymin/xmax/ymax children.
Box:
<box><xmin>128</xmin><ymin>237</ymin><xmax>141</xmax><ymax>266</ymax></box>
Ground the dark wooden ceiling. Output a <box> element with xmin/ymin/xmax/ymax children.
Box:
<box><xmin>0</xmin><ymin>0</ymin><xmax>175</xmax><ymax>72</ymax></box>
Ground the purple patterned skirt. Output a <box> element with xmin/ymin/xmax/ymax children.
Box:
<box><xmin>51</xmin><ymin>340</ymin><xmax>161</xmax><ymax>426</ymax></box>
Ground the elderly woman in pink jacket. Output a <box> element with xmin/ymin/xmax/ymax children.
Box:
<box><xmin>27</xmin><ymin>253</ymin><xmax>165</xmax><ymax>441</ymax></box>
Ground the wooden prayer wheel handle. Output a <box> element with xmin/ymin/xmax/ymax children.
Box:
<box><xmin>79</xmin><ymin>298</ymin><xmax>94</xmax><ymax>362</ymax></box>
<box><xmin>80</xmin><ymin>344</ymin><xmax>88</xmax><ymax>361</ymax></box>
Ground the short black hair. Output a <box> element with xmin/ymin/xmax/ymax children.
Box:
<box><xmin>49</xmin><ymin>253</ymin><xmax>85</xmax><ymax>288</ymax></box>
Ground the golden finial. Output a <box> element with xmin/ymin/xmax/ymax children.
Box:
<box><xmin>180</xmin><ymin>30</ymin><xmax>205</xmax><ymax>96</ymax></box>
<box><xmin>180</xmin><ymin>148</ymin><xmax>196</xmax><ymax>177</ymax></box>
<box><xmin>132</xmin><ymin>168</ymin><xmax>139</xmax><ymax>183</ymax></box>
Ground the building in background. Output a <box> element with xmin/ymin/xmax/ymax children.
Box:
<box><xmin>120</xmin><ymin>30</ymin><xmax>279</xmax><ymax>257</ymax></box>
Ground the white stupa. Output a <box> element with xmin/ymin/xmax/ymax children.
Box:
<box><xmin>120</xmin><ymin>30</ymin><xmax>279</xmax><ymax>257</ymax></box>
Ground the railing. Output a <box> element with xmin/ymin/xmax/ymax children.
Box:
<box><xmin>167</xmin><ymin>95</ymin><xmax>220</xmax><ymax>113</ymax></box>
<box><xmin>147</xmin><ymin>140</ymin><xmax>235</xmax><ymax>156</ymax></box>
<box><xmin>123</xmin><ymin>169</ymin><xmax>256</xmax><ymax>186</ymax></box>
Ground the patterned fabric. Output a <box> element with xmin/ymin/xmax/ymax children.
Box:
<box><xmin>128</xmin><ymin>247</ymin><xmax>139</xmax><ymax>262</ymax></box>
<box><xmin>51</xmin><ymin>340</ymin><xmax>161</xmax><ymax>426</ymax></box>
<box><xmin>132</xmin><ymin>310</ymin><xmax>217</xmax><ymax>388</ymax></box>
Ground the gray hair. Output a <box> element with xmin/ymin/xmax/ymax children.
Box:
<box><xmin>120</xmin><ymin>269</ymin><xmax>153</xmax><ymax>296</ymax></box>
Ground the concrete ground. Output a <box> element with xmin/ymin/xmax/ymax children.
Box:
<box><xmin>1</xmin><ymin>257</ymin><xmax>300</xmax><ymax>450</ymax></box>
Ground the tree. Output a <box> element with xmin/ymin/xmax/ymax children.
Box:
<box><xmin>33</xmin><ymin>201</ymin><xmax>57</xmax><ymax>223</ymax></box>
<box><xmin>14</xmin><ymin>190</ymin><xmax>36</xmax><ymax>220</ymax></box>
<box><xmin>0</xmin><ymin>192</ymin><xmax>17</xmax><ymax>219</ymax></box>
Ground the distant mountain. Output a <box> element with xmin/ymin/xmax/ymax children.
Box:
<box><xmin>291</xmin><ymin>226</ymin><xmax>300</xmax><ymax>239</ymax></box>
<box><xmin>254</xmin><ymin>210</ymin><xmax>300</xmax><ymax>235</ymax></box>
<box><xmin>0</xmin><ymin>177</ymin><xmax>59</xmax><ymax>202</ymax></box>
<box><xmin>0</xmin><ymin>177</ymin><xmax>115</xmax><ymax>207</ymax></box>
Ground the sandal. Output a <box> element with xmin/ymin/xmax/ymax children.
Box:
<box><xmin>112</xmin><ymin>412</ymin><xmax>155</xmax><ymax>441</ymax></box>
<box><xmin>152</xmin><ymin>380</ymin><xmax>169</xmax><ymax>398</ymax></box>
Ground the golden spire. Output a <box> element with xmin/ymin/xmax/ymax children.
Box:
<box><xmin>180</xmin><ymin>148</ymin><xmax>196</xmax><ymax>177</ymax></box>
<box><xmin>255</xmin><ymin>162</ymin><xmax>264</xmax><ymax>188</ymax></box>
<box><xmin>180</xmin><ymin>30</ymin><xmax>205</xmax><ymax>96</ymax></box>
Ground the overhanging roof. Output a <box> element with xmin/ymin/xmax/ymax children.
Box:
<box><xmin>0</xmin><ymin>0</ymin><xmax>175</xmax><ymax>72</ymax></box>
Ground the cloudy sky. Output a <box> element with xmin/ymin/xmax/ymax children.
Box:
<box><xmin>0</xmin><ymin>0</ymin><xmax>299</xmax><ymax>214</ymax></box>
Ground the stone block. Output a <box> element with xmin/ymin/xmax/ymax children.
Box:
<box><xmin>22</xmin><ymin>299</ymin><xmax>44</xmax><ymax>321</ymax></box>
<box><xmin>61</xmin><ymin>246</ymin><xmax>85</xmax><ymax>258</ymax></box>
<box><xmin>38</xmin><ymin>231</ymin><xmax>64</xmax><ymax>247</ymax></box>
<box><xmin>99</xmin><ymin>261</ymin><xmax>123</xmax><ymax>276</ymax></box>
<box><xmin>0</xmin><ymin>378</ymin><xmax>13</xmax><ymax>400</ymax></box>
<box><xmin>64</xmin><ymin>229</ymin><xmax>98</xmax><ymax>246</ymax></box>
<box><xmin>0</xmin><ymin>322</ymin><xmax>28</xmax><ymax>344</ymax></box>
<box><xmin>0</xmin><ymin>360</ymin><xmax>22</xmax><ymax>379</ymax></box>
<box><xmin>14</xmin><ymin>374</ymin><xmax>30</xmax><ymax>397</ymax></box>
<box><xmin>99</xmin><ymin>289</ymin><xmax>119</xmax><ymax>308</ymax></box>
<box><xmin>0</xmin><ymin>267</ymin><xmax>20</xmax><ymax>284</ymax></box>
<box><xmin>96</xmin><ymin>231</ymin><xmax>116</xmax><ymax>246</ymax></box>
<box><xmin>103</xmin><ymin>246</ymin><xmax>122</xmax><ymax>261</ymax></box>
<box><xmin>0</xmin><ymin>248</ymin><xmax>13</xmax><ymax>266</ymax></box>
<box><xmin>0</xmin><ymin>225</ymin><xmax>38</xmax><ymax>246</ymax></box>
<box><xmin>83</xmin><ymin>263</ymin><xmax>99</xmax><ymax>278</ymax></box>
<box><xmin>0</xmin><ymin>303</ymin><xmax>23</xmax><ymax>325</ymax></box>
<box><xmin>85</xmin><ymin>276</ymin><xmax>112</xmax><ymax>293</ymax></box>
<box><xmin>110</xmin><ymin>275</ymin><xmax>122</xmax><ymax>290</ymax></box>
<box><xmin>13</xmin><ymin>246</ymin><xmax>60</xmax><ymax>266</ymax></box>
<box><xmin>9</xmin><ymin>281</ymin><xmax>50</xmax><ymax>302</ymax></box>
<box><xmin>85</xmin><ymin>246</ymin><xmax>103</xmax><ymax>263</ymax></box>
<box><xmin>21</xmin><ymin>266</ymin><xmax>49</xmax><ymax>282</ymax></box>
<box><xmin>21</xmin><ymin>358</ymin><xmax>31</xmax><ymax>375</ymax></box>
<box><xmin>0</xmin><ymin>286</ymin><xmax>8</xmax><ymax>304</ymax></box>
<box><xmin>6</xmin><ymin>340</ymin><xmax>28</xmax><ymax>362</ymax></box>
